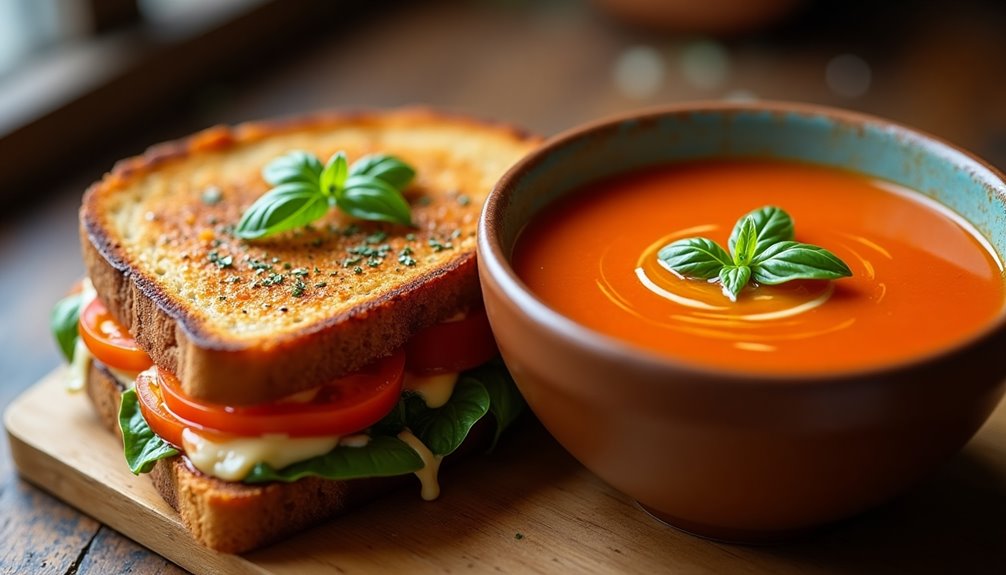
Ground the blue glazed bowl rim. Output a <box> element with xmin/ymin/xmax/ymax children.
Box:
<box><xmin>478</xmin><ymin>100</ymin><xmax>1006</xmax><ymax>385</ymax></box>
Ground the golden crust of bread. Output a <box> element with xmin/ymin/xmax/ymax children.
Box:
<box><xmin>81</xmin><ymin>109</ymin><xmax>539</xmax><ymax>404</ymax></box>
<box><xmin>88</xmin><ymin>361</ymin><xmax>413</xmax><ymax>553</ymax></box>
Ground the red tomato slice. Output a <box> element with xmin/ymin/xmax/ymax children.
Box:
<box><xmin>405</xmin><ymin>306</ymin><xmax>499</xmax><ymax>375</ymax></box>
<box><xmin>155</xmin><ymin>349</ymin><xmax>406</xmax><ymax>438</ymax></box>
<box><xmin>134</xmin><ymin>369</ymin><xmax>190</xmax><ymax>448</ymax></box>
<box><xmin>79</xmin><ymin>298</ymin><xmax>153</xmax><ymax>372</ymax></box>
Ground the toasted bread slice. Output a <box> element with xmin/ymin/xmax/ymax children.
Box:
<box><xmin>81</xmin><ymin>109</ymin><xmax>538</xmax><ymax>404</ymax></box>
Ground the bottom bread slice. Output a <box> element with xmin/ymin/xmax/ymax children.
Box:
<box><xmin>86</xmin><ymin>361</ymin><xmax>422</xmax><ymax>553</ymax></box>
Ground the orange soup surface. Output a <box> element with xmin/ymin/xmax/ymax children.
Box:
<box><xmin>513</xmin><ymin>160</ymin><xmax>1006</xmax><ymax>375</ymax></box>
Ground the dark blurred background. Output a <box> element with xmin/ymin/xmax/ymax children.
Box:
<box><xmin>4</xmin><ymin>0</ymin><xmax>1006</xmax><ymax>431</ymax></box>
<box><xmin>2</xmin><ymin>0</ymin><xmax>1006</xmax><ymax>569</ymax></box>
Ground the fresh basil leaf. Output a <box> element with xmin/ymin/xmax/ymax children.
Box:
<box><xmin>728</xmin><ymin>205</ymin><xmax>795</xmax><ymax>257</ymax></box>
<box><xmin>234</xmin><ymin>182</ymin><xmax>330</xmax><ymax>239</ymax></box>
<box><xmin>718</xmin><ymin>265</ymin><xmax>751</xmax><ymax>302</ymax></box>
<box><xmin>262</xmin><ymin>150</ymin><xmax>324</xmax><ymax>187</ymax></box>
<box><xmin>752</xmin><ymin>241</ymin><xmax>853</xmax><ymax>284</ymax></box>
<box><xmin>731</xmin><ymin>217</ymin><xmax>759</xmax><ymax>266</ymax></box>
<box><xmin>339</xmin><ymin>175</ymin><xmax>414</xmax><ymax>227</ymax></box>
<box><xmin>462</xmin><ymin>360</ymin><xmax>526</xmax><ymax>451</ymax></box>
<box><xmin>349</xmin><ymin>154</ymin><xmax>416</xmax><ymax>190</ymax></box>
<box><xmin>118</xmin><ymin>388</ymin><xmax>179</xmax><ymax>475</ymax></box>
<box><xmin>243</xmin><ymin>435</ymin><xmax>424</xmax><ymax>483</ymax></box>
<box><xmin>51</xmin><ymin>293</ymin><xmax>82</xmax><ymax>362</ymax></box>
<box><xmin>370</xmin><ymin>392</ymin><xmax>413</xmax><ymax>437</ymax></box>
<box><xmin>319</xmin><ymin>151</ymin><xmax>348</xmax><ymax>197</ymax></box>
<box><xmin>406</xmin><ymin>378</ymin><xmax>490</xmax><ymax>456</ymax></box>
<box><xmin>658</xmin><ymin>237</ymin><xmax>732</xmax><ymax>279</ymax></box>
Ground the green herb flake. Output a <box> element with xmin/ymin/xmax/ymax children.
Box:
<box><xmin>207</xmin><ymin>250</ymin><xmax>234</xmax><ymax>269</ymax></box>
<box><xmin>397</xmin><ymin>248</ymin><xmax>417</xmax><ymax>267</ymax></box>
<box><xmin>515</xmin><ymin>532</ymin><xmax>525</xmax><ymax>541</ymax></box>
<box><xmin>201</xmin><ymin>186</ymin><xmax>223</xmax><ymax>205</ymax></box>
<box><xmin>291</xmin><ymin>267</ymin><xmax>310</xmax><ymax>277</ymax></box>
<box><xmin>366</xmin><ymin>230</ymin><xmax>388</xmax><ymax>244</ymax></box>
<box><xmin>292</xmin><ymin>278</ymin><xmax>307</xmax><ymax>297</ymax></box>
<box><xmin>314</xmin><ymin>282</ymin><xmax>327</xmax><ymax>288</ymax></box>
<box><xmin>406</xmin><ymin>233</ymin><xmax>416</xmax><ymax>241</ymax></box>
<box><xmin>255</xmin><ymin>273</ymin><xmax>285</xmax><ymax>287</ymax></box>
<box><xmin>353</xmin><ymin>266</ymin><xmax>363</xmax><ymax>275</ymax></box>
<box><xmin>428</xmin><ymin>238</ymin><xmax>453</xmax><ymax>252</ymax></box>
<box><xmin>247</xmin><ymin>258</ymin><xmax>273</xmax><ymax>272</ymax></box>
<box><xmin>457</xmin><ymin>194</ymin><xmax>471</xmax><ymax>206</ymax></box>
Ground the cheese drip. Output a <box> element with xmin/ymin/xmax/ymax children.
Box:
<box><xmin>66</xmin><ymin>279</ymin><xmax>97</xmax><ymax>392</ymax></box>
<box><xmin>398</xmin><ymin>429</ymin><xmax>443</xmax><ymax>500</ymax></box>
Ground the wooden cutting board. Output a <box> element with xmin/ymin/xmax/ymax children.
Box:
<box><xmin>6</xmin><ymin>369</ymin><xmax>1006</xmax><ymax>574</ymax></box>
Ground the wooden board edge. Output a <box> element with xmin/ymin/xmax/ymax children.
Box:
<box><xmin>3</xmin><ymin>369</ymin><xmax>259</xmax><ymax>575</ymax></box>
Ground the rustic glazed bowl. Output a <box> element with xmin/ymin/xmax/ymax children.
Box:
<box><xmin>477</xmin><ymin>102</ymin><xmax>1006</xmax><ymax>541</ymax></box>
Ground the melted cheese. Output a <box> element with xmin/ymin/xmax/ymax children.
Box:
<box><xmin>398</xmin><ymin>429</ymin><xmax>443</xmax><ymax>500</ymax></box>
<box><xmin>403</xmin><ymin>371</ymin><xmax>459</xmax><ymax>408</ymax></box>
<box><xmin>66</xmin><ymin>279</ymin><xmax>97</xmax><ymax>392</ymax></box>
<box><xmin>107</xmin><ymin>367</ymin><xmax>140</xmax><ymax>388</ymax></box>
<box><xmin>182</xmin><ymin>429</ymin><xmax>340</xmax><ymax>481</ymax></box>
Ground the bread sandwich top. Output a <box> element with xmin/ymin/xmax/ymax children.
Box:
<box><xmin>80</xmin><ymin>109</ymin><xmax>539</xmax><ymax>405</ymax></box>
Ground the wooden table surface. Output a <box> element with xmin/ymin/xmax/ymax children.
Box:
<box><xmin>3</xmin><ymin>1</ymin><xmax>1006</xmax><ymax>573</ymax></box>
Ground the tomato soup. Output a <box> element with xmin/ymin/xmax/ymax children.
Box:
<box><xmin>512</xmin><ymin>159</ymin><xmax>1006</xmax><ymax>374</ymax></box>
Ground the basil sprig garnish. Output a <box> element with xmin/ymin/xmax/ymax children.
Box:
<box><xmin>659</xmin><ymin>206</ymin><xmax>852</xmax><ymax>301</ymax></box>
<box><xmin>51</xmin><ymin>293</ymin><xmax>83</xmax><ymax>362</ymax></box>
<box><xmin>236</xmin><ymin>151</ymin><xmax>415</xmax><ymax>239</ymax></box>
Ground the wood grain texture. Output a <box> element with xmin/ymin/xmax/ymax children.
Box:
<box><xmin>7</xmin><ymin>369</ymin><xmax>1006</xmax><ymax>574</ymax></box>
<box><xmin>76</xmin><ymin>527</ymin><xmax>186</xmax><ymax>575</ymax></box>
<box><xmin>0</xmin><ymin>479</ymin><xmax>100</xmax><ymax>575</ymax></box>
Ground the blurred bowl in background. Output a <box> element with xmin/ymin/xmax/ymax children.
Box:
<box><xmin>593</xmin><ymin>0</ymin><xmax>803</xmax><ymax>34</ymax></box>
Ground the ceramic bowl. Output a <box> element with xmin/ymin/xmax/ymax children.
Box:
<box><xmin>477</xmin><ymin>102</ymin><xmax>1006</xmax><ymax>541</ymax></box>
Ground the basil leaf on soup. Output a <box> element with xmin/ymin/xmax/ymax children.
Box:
<box><xmin>658</xmin><ymin>237</ymin><xmax>732</xmax><ymax>279</ymax></box>
<box><xmin>728</xmin><ymin>205</ymin><xmax>795</xmax><ymax>257</ymax></box>
<box><xmin>119</xmin><ymin>388</ymin><xmax>179</xmax><ymax>474</ymax></box>
<box><xmin>234</xmin><ymin>182</ymin><xmax>330</xmax><ymax>239</ymax></box>
<box><xmin>661</xmin><ymin>204</ymin><xmax>850</xmax><ymax>301</ymax></box>
<box><xmin>405</xmin><ymin>378</ymin><xmax>490</xmax><ymax>456</ymax></box>
<box><xmin>462</xmin><ymin>359</ymin><xmax>526</xmax><ymax>450</ymax></box>
<box><xmin>349</xmin><ymin>154</ymin><xmax>416</xmax><ymax>190</ymax></box>
<box><xmin>752</xmin><ymin>241</ymin><xmax>853</xmax><ymax>284</ymax></box>
<box><xmin>718</xmin><ymin>265</ymin><xmax>752</xmax><ymax>302</ymax></box>
<box><xmin>51</xmin><ymin>293</ymin><xmax>83</xmax><ymax>362</ymax></box>
<box><xmin>262</xmin><ymin>150</ymin><xmax>324</xmax><ymax>187</ymax></box>
<box><xmin>242</xmin><ymin>435</ymin><xmax>424</xmax><ymax>483</ymax></box>
<box><xmin>338</xmin><ymin>175</ymin><xmax>414</xmax><ymax>227</ymax></box>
